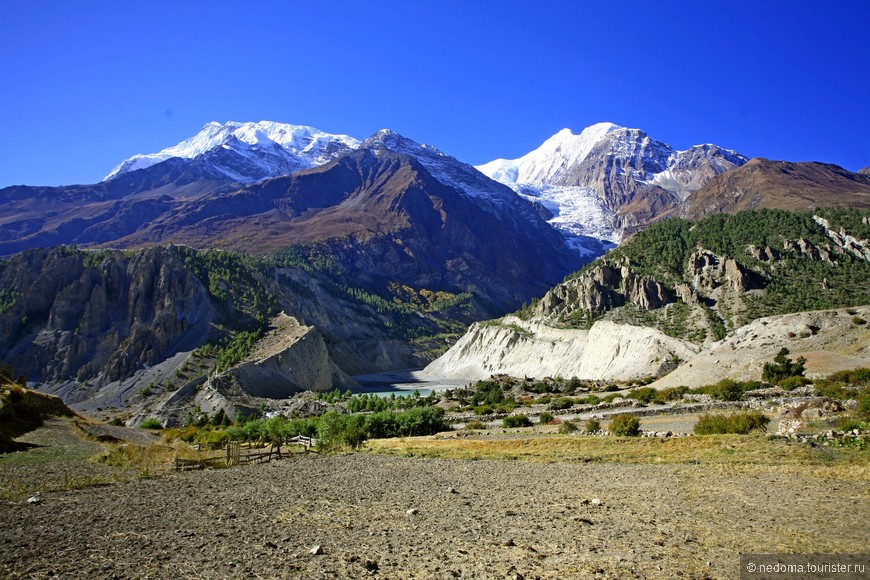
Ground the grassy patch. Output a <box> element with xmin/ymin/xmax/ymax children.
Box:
<box><xmin>367</xmin><ymin>433</ymin><xmax>869</xmax><ymax>479</ymax></box>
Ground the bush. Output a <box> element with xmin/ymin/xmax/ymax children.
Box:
<box><xmin>558</xmin><ymin>420</ymin><xmax>578</xmax><ymax>433</ymax></box>
<box><xmin>825</xmin><ymin>367</ymin><xmax>870</xmax><ymax>386</ymax></box>
<box><xmin>627</xmin><ymin>387</ymin><xmax>657</xmax><ymax>404</ymax></box>
<box><xmin>608</xmin><ymin>414</ymin><xmax>641</xmax><ymax>436</ymax></box>
<box><xmin>837</xmin><ymin>416</ymin><xmax>870</xmax><ymax>431</ymax></box>
<box><xmin>503</xmin><ymin>414</ymin><xmax>532</xmax><ymax>428</ymax></box>
<box><xmin>653</xmin><ymin>386</ymin><xmax>689</xmax><ymax>404</ymax></box>
<box><xmin>860</xmin><ymin>391</ymin><xmax>870</xmax><ymax>419</ymax></box>
<box><xmin>464</xmin><ymin>420</ymin><xmax>486</xmax><ymax>430</ymax></box>
<box><xmin>538</xmin><ymin>412</ymin><xmax>555</xmax><ymax>425</ymax></box>
<box><xmin>393</xmin><ymin>406</ymin><xmax>448</xmax><ymax>437</ymax></box>
<box><xmin>694</xmin><ymin>411</ymin><xmax>770</xmax><ymax>435</ymax></box>
<box><xmin>585</xmin><ymin>418</ymin><xmax>601</xmax><ymax>433</ymax></box>
<box><xmin>140</xmin><ymin>418</ymin><xmax>163</xmax><ymax>430</ymax></box>
<box><xmin>317</xmin><ymin>412</ymin><xmax>367</xmax><ymax>452</ymax></box>
<box><xmin>547</xmin><ymin>397</ymin><xmax>574</xmax><ymax>411</ymax></box>
<box><xmin>762</xmin><ymin>348</ymin><xmax>807</xmax><ymax>384</ymax></box>
<box><xmin>778</xmin><ymin>376</ymin><xmax>811</xmax><ymax>391</ymax></box>
<box><xmin>693</xmin><ymin>379</ymin><xmax>763</xmax><ymax>401</ymax></box>
<box><xmin>579</xmin><ymin>394</ymin><xmax>602</xmax><ymax>406</ymax></box>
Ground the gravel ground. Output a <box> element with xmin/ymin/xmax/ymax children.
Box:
<box><xmin>1</xmin><ymin>448</ymin><xmax>867</xmax><ymax>579</ymax></box>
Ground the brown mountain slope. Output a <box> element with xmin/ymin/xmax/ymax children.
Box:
<box><xmin>684</xmin><ymin>158</ymin><xmax>870</xmax><ymax>219</ymax></box>
<box><xmin>111</xmin><ymin>149</ymin><xmax>581</xmax><ymax>313</ymax></box>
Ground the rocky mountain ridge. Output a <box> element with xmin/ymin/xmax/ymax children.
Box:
<box><xmin>0</xmin><ymin>244</ymin><xmax>474</xmax><ymax>423</ymax></box>
<box><xmin>477</xmin><ymin>123</ymin><xmax>749</xmax><ymax>241</ymax></box>
<box><xmin>426</xmin><ymin>209</ymin><xmax>870</xmax><ymax>383</ymax></box>
<box><xmin>684</xmin><ymin>158</ymin><xmax>870</xmax><ymax>219</ymax></box>
<box><xmin>105</xmin><ymin>120</ymin><xmax>360</xmax><ymax>182</ymax></box>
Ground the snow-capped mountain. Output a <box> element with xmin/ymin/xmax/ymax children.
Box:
<box><xmin>477</xmin><ymin>123</ymin><xmax>748</xmax><ymax>242</ymax></box>
<box><xmin>105</xmin><ymin>121</ymin><xmax>360</xmax><ymax>183</ymax></box>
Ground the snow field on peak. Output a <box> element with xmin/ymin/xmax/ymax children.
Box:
<box><xmin>105</xmin><ymin>121</ymin><xmax>360</xmax><ymax>180</ymax></box>
<box><xmin>477</xmin><ymin>122</ymin><xmax>623</xmax><ymax>186</ymax></box>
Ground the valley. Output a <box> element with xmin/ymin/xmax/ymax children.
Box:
<box><xmin>2</xmin><ymin>119</ymin><xmax>870</xmax><ymax>579</ymax></box>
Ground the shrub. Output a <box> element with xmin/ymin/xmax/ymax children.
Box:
<box><xmin>762</xmin><ymin>348</ymin><xmax>807</xmax><ymax>384</ymax></box>
<box><xmin>837</xmin><ymin>416</ymin><xmax>870</xmax><ymax>431</ymax></box>
<box><xmin>585</xmin><ymin>418</ymin><xmax>601</xmax><ymax>433</ymax></box>
<box><xmin>608</xmin><ymin>414</ymin><xmax>641</xmax><ymax>436</ymax></box>
<box><xmin>778</xmin><ymin>376</ymin><xmax>811</xmax><ymax>391</ymax></box>
<box><xmin>363</xmin><ymin>411</ymin><xmax>400</xmax><ymax>439</ymax></box>
<box><xmin>538</xmin><ymin>412</ymin><xmax>555</xmax><ymax>424</ymax></box>
<box><xmin>826</xmin><ymin>368</ymin><xmax>870</xmax><ymax>386</ymax></box>
<box><xmin>465</xmin><ymin>420</ymin><xmax>486</xmax><ymax>430</ymax></box>
<box><xmin>317</xmin><ymin>412</ymin><xmax>367</xmax><ymax>452</ymax></box>
<box><xmin>580</xmin><ymin>394</ymin><xmax>602</xmax><ymax>406</ymax></box>
<box><xmin>393</xmin><ymin>406</ymin><xmax>448</xmax><ymax>437</ymax></box>
<box><xmin>694</xmin><ymin>411</ymin><xmax>770</xmax><ymax>435</ymax></box>
<box><xmin>547</xmin><ymin>397</ymin><xmax>574</xmax><ymax>411</ymax></box>
<box><xmin>653</xmin><ymin>386</ymin><xmax>689</xmax><ymax>404</ymax></box>
<box><xmin>693</xmin><ymin>379</ymin><xmax>763</xmax><ymax>401</ymax></box>
<box><xmin>503</xmin><ymin>414</ymin><xmax>532</xmax><ymax>428</ymax></box>
<box><xmin>860</xmin><ymin>391</ymin><xmax>870</xmax><ymax>419</ymax></box>
<box><xmin>627</xmin><ymin>387</ymin><xmax>657</xmax><ymax>404</ymax></box>
<box><xmin>195</xmin><ymin>428</ymin><xmax>229</xmax><ymax>449</ymax></box>
<box><xmin>558</xmin><ymin>420</ymin><xmax>578</xmax><ymax>433</ymax></box>
<box><xmin>473</xmin><ymin>404</ymin><xmax>494</xmax><ymax>416</ymax></box>
<box><xmin>140</xmin><ymin>418</ymin><xmax>163</xmax><ymax>430</ymax></box>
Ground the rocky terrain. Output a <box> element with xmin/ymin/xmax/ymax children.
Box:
<box><xmin>0</xmin><ymin>246</ymin><xmax>213</xmax><ymax>386</ymax></box>
<box><xmin>0</xmin><ymin>245</ymin><xmax>460</xmax><ymax>424</ymax></box>
<box><xmin>428</xmin><ymin>209</ymin><xmax>870</xmax><ymax>383</ymax></box>
<box><xmin>1</xmin><ymin>445</ymin><xmax>866</xmax><ymax>579</ymax></box>
<box><xmin>424</xmin><ymin>316</ymin><xmax>697</xmax><ymax>381</ymax></box>
<box><xmin>652</xmin><ymin>306</ymin><xmax>870</xmax><ymax>389</ymax></box>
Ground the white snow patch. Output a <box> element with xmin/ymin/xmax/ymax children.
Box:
<box><xmin>105</xmin><ymin>120</ymin><xmax>360</xmax><ymax>180</ymax></box>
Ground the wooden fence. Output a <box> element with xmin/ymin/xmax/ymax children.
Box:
<box><xmin>174</xmin><ymin>437</ymin><xmax>317</xmax><ymax>471</ymax></box>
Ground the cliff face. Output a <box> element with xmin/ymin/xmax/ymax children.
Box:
<box><xmin>216</xmin><ymin>314</ymin><xmax>333</xmax><ymax>399</ymax></box>
<box><xmin>535</xmin><ymin>257</ymin><xmax>673</xmax><ymax>320</ymax></box>
<box><xmin>0</xmin><ymin>247</ymin><xmax>213</xmax><ymax>384</ymax></box>
<box><xmin>148</xmin><ymin>314</ymin><xmax>337</xmax><ymax>427</ymax></box>
<box><xmin>0</xmin><ymin>245</ymin><xmax>455</xmax><ymax>420</ymax></box>
<box><xmin>423</xmin><ymin>316</ymin><xmax>698</xmax><ymax>381</ymax></box>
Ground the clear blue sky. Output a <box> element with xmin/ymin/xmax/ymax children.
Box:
<box><xmin>2</xmin><ymin>0</ymin><xmax>868</xmax><ymax>187</ymax></box>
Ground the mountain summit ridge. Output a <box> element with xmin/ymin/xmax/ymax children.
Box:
<box><xmin>105</xmin><ymin>120</ymin><xmax>360</xmax><ymax>182</ymax></box>
<box><xmin>476</xmin><ymin>123</ymin><xmax>749</xmax><ymax>242</ymax></box>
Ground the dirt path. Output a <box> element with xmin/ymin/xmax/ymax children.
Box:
<box><xmin>1</xmin><ymin>452</ymin><xmax>867</xmax><ymax>579</ymax></box>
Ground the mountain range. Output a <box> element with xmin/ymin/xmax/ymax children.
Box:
<box><xmin>2</xmin><ymin>119</ymin><xmax>870</xmax><ymax>422</ymax></box>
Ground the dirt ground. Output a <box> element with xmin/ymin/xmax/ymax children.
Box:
<box><xmin>1</xmin><ymin>437</ymin><xmax>868</xmax><ymax>580</ymax></box>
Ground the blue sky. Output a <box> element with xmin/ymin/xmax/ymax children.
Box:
<box><xmin>2</xmin><ymin>0</ymin><xmax>868</xmax><ymax>187</ymax></box>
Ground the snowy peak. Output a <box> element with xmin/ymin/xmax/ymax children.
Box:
<box><xmin>477</xmin><ymin>123</ymin><xmax>624</xmax><ymax>185</ymax></box>
<box><xmin>105</xmin><ymin>120</ymin><xmax>360</xmax><ymax>181</ymax></box>
<box><xmin>475</xmin><ymin>122</ymin><xmax>748</xmax><ymax>244</ymax></box>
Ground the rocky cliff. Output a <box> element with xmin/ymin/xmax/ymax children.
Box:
<box><xmin>423</xmin><ymin>316</ymin><xmax>698</xmax><ymax>381</ymax></box>
<box><xmin>147</xmin><ymin>313</ymin><xmax>341</xmax><ymax>427</ymax></box>
<box><xmin>0</xmin><ymin>247</ymin><xmax>213</xmax><ymax>385</ymax></box>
